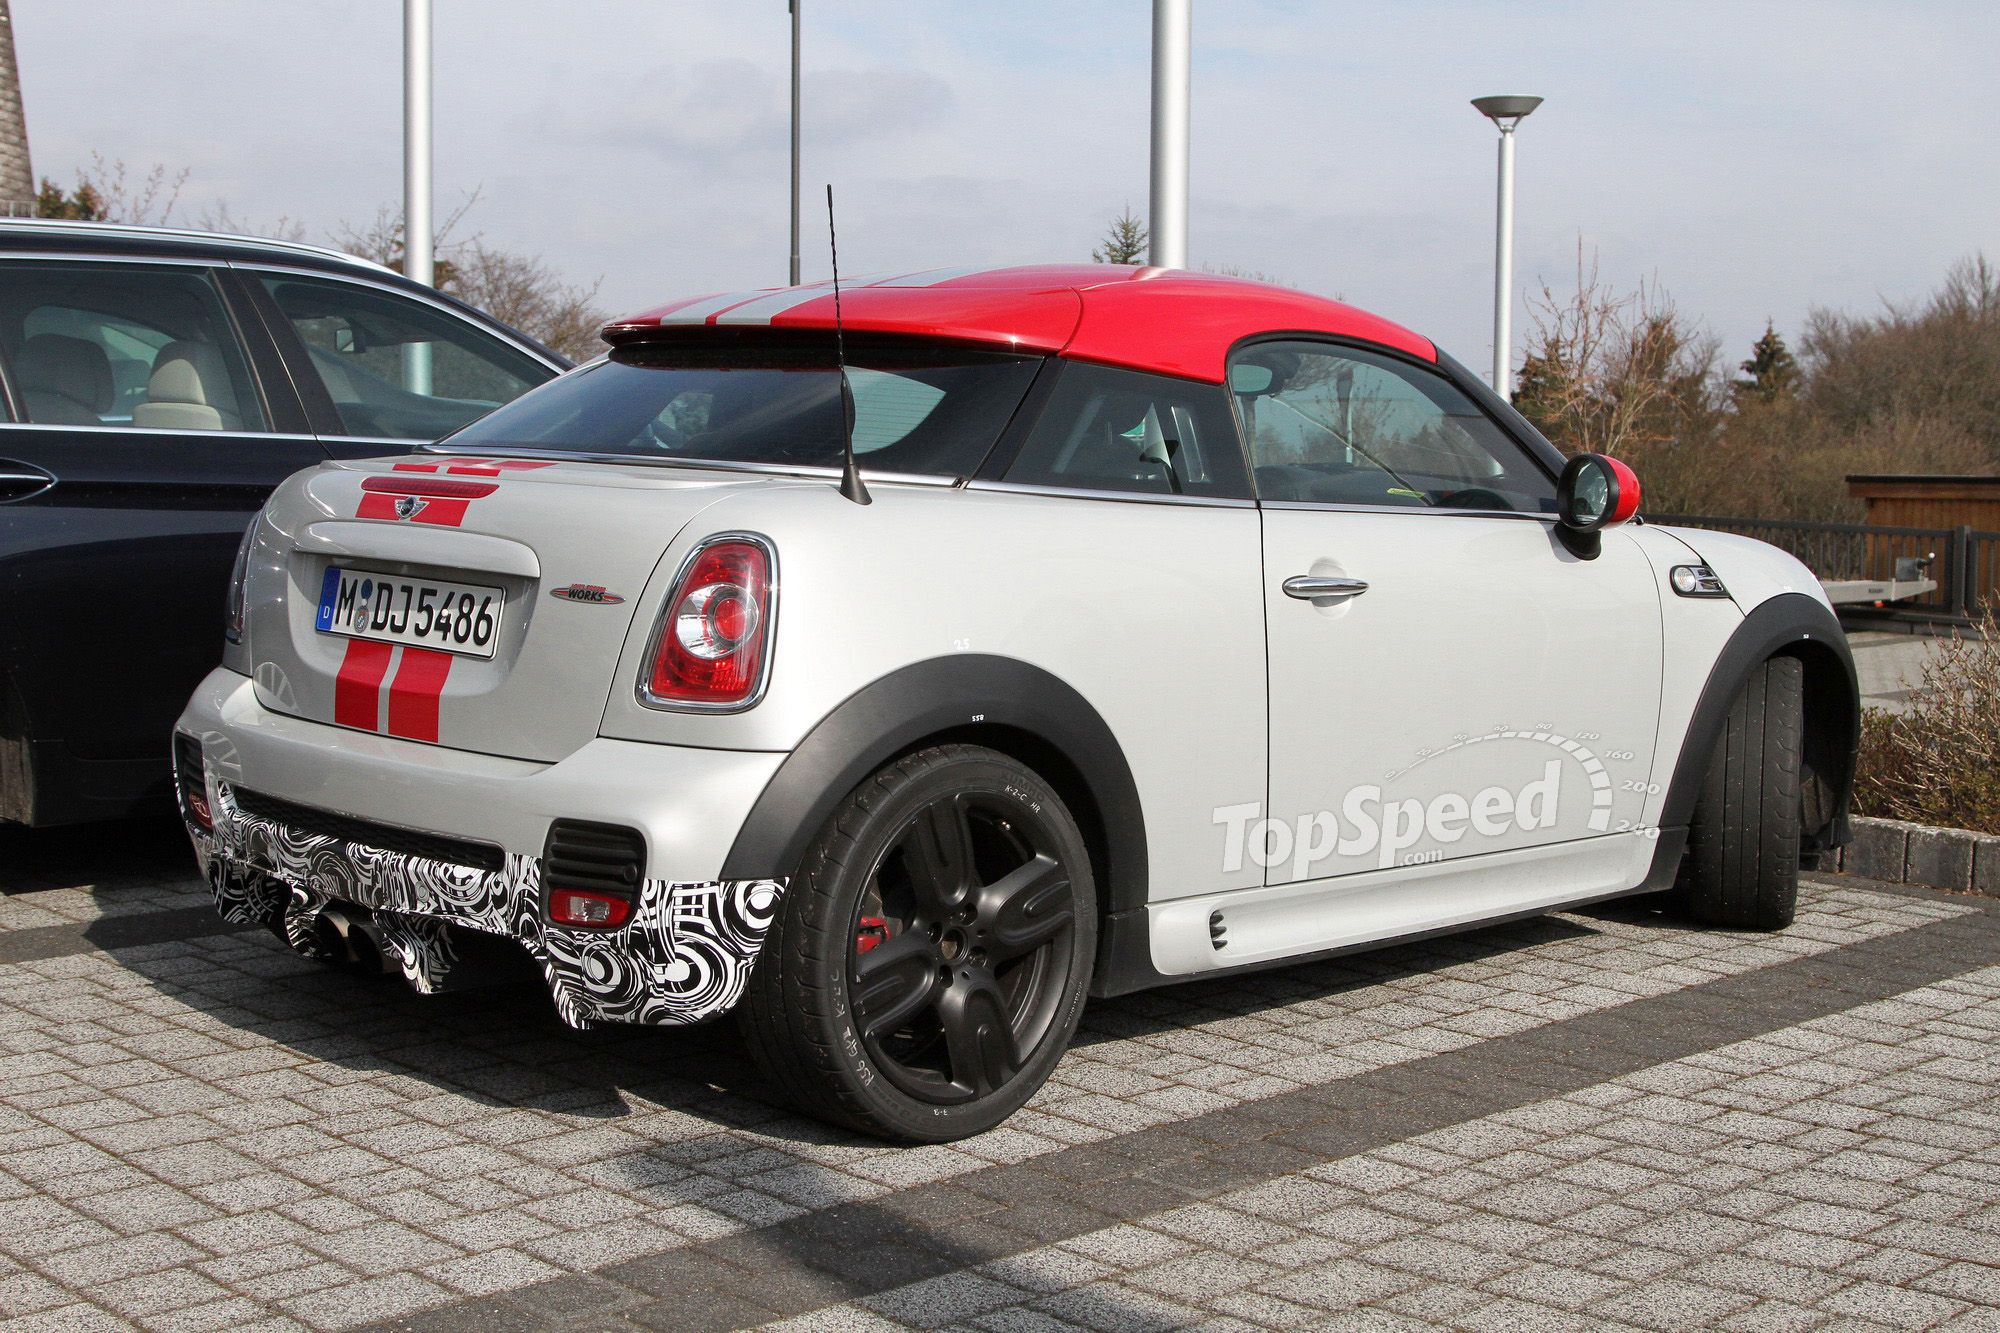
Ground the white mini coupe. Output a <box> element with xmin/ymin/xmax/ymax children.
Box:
<box><xmin>175</xmin><ymin>265</ymin><xmax>1858</xmax><ymax>1140</ymax></box>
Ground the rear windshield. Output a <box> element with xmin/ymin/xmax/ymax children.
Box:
<box><xmin>441</xmin><ymin>339</ymin><xmax>1042</xmax><ymax>478</ymax></box>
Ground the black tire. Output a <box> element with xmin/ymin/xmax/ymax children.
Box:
<box><xmin>1674</xmin><ymin>655</ymin><xmax>1804</xmax><ymax>929</ymax></box>
<box><xmin>738</xmin><ymin>744</ymin><xmax>1096</xmax><ymax>1142</ymax></box>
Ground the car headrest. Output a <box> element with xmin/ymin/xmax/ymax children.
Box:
<box><xmin>133</xmin><ymin>340</ymin><xmax>243</xmax><ymax>433</ymax></box>
<box><xmin>16</xmin><ymin>333</ymin><xmax>113</xmax><ymax>414</ymax></box>
<box><xmin>147</xmin><ymin>340</ymin><xmax>233</xmax><ymax>407</ymax></box>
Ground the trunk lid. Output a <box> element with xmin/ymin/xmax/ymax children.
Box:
<box><xmin>248</xmin><ymin>454</ymin><xmax>795</xmax><ymax>762</ymax></box>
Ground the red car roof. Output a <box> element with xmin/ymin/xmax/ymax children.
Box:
<box><xmin>603</xmin><ymin>264</ymin><xmax>1435</xmax><ymax>383</ymax></box>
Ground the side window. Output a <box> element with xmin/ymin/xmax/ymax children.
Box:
<box><xmin>1003</xmin><ymin>360</ymin><xmax>1250</xmax><ymax>500</ymax></box>
<box><xmin>260</xmin><ymin>275</ymin><xmax>553</xmax><ymax>440</ymax></box>
<box><xmin>0</xmin><ymin>261</ymin><xmax>266</xmax><ymax>432</ymax></box>
<box><xmin>1231</xmin><ymin>341</ymin><xmax>1556</xmax><ymax>512</ymax></box>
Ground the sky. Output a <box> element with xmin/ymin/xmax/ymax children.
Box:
<box><xmin>16</xmin><ymin>1</ymin><xmax>2000</xmax><ymax>376</ymax></box>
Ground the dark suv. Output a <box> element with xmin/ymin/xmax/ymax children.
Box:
<box><xmin>0</xmin><ymin>221</ymin><xmax>568</xmax><ymax>826</ymax></box>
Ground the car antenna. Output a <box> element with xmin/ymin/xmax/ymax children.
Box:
<box><xmin>825</xmin><ymin>184</ymin><xmax>871</xmax><ymax>506</ymax></box>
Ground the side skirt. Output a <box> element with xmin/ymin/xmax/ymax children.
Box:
<box><xmin>1093</xmin><ymin>828</ymin><xmax>1687</xmax><ymax>999</ymax></box>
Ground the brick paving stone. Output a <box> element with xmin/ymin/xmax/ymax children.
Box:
<box><xmin>305</xmin><ymin>1221</ymin><xmax>462</xmax><ymax>1276</ymax></box>
<box><xmin>279</xmin><ymin>1271</ymin><xmax>452</xmax><ymax>1329</ymax></box>
<box><xmin>418</xmin><ymin>1248</ymin><xmax>563</xmax><ymax>1298</ymax></box>
<box><xmin>4</xmin><ymin>862</ymin><xmax>1997</xmax><ymax>1330</ymax></box>
<box><xmin>861</xmin><ymin>1271</ymin><xmax>1032</xmax><ymax>1328</ymax></box>
<box><xmin>747</xmin><ymin>953</ymin><xmax>2000</xmax><ymax>1332</ymax></box>
<box><xmin>1823</xmin><ymin>1279</ymin><xmax>1974</xmax><ymax>1327</ymax></box>
<box><xmin>0</xmin><ymin>1302</ymin><xmax>137</xmax><ymax>1332</ymax></box>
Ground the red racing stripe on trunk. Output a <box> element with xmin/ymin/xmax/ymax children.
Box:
<box><xmin>410</xmin><ymin>498</ymin><xmax>473</xmax><ymax>526</ymax></box>
<box><xmin>385</xmin><ymin>647</ymin><xmax>454</xmax><ymax>743</ymax></box>
<box><xmin>355</xmin><ymin>493</ymin><xmax>476</xmax><ymax>526</ymax></box>
<box><xmin>333</xmin><ymin>639</ymin><xmax>395</xmax><ymax>731</ymax></box>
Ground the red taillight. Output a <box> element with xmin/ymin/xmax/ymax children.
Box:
<box><xmin>644</xmin><ymin>537</ymin><xmax>775</xmax><ymax>709</ymax></box>
<box><xmin>548</xmin><ymin>889</ymin><xmax>632</xmax><ymax>929</ymax></box>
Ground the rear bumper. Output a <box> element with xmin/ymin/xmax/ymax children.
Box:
<box><xmin>175</xmin><ymin>667</ymin><xmax>790</xmax><ymax>1028</ymax></box>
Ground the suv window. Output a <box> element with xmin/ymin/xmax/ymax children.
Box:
<box><xmin>1231</xmin><ymin>341</ymin><xmax>1556</xmax><ymax>512</ymax></box>
<box><xmin>260</xmin><ymin>274</ymin><xmax>550</xmax><ymax>440</ymax></box>
<box><xmin>1003</xmin><ymin>360</ymin><xmax>1249</xmax><ymax>500</ymax></box>
<box><xmin>0</xmin><ymin>262</ymin><xmax>266</xmax><ymax>431</ymax></box>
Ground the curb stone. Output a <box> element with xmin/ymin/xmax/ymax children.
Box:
<box><xmin>1838</xmin><ymin>815</ymin><xmax>1996</xmax><ymax>896</ymax></box>
<box><xmin>1842</xmin><ymin>817</ymin><xmax>1914</xmax><ymax>882</ymax></box>
<box><xmin>1975</xmin><ymin>832</ymin><xmax>2000</xmax><ymax>896</ymax></box>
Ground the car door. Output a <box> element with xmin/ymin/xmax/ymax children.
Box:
<box><xmin>0</xmin><ymin>256</ymin><xmax>322</xmax><ymax>823</ymax></box>
<box><xmin>237</xmin><ymin>268</ymin><xmax>561</xmax><ymax>460</ymax></box>
<box><xmin>988</xmin><ymin>357</ymin><xmax>1270</xmax><ymax>904</ymax></box>
<box><xmin>1236</xmin><ymin>339</ymin><xmax>1664</xmax><ymax>902</ymax></box>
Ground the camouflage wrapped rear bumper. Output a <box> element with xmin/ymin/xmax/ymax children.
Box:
<box><xmin>184</xmin><ymin>779</ymin><xmax>785</xmax><ymax>1029</ymax></box>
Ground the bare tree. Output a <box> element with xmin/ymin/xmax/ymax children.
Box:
<box><xmin>195</xmin><ymin>200</ymin><xmax>308</xmax><ymax>243</ymax></box>
<box><xmin>1200</xmin><ymin>262</ymin><xmax>1284</xmax><ymax>285</ymax></box>
<box><xmin>447</xmin><ymin>241</ymin><xmax>606</xmax><ymax>362</ymax></box>
<box><xmin>330</xmin><ymin>192</ymin><xmax>484</xmax><ymax>286</ymax></box>
<box><xmin>1797</xmin><ymin>253</ymin><xmax>2000</xmax><ymax>457</ymax></box>
<box><xmin>37</xmin><ymin>152</ymin><xmax>188</xmax><ymax>225</ymax></box>
<box><xmin>332</xmin><ymin>192</ymin><xmax>607</xmax><ymax>361</ymax></box>
<box><xmin>1514</xmin><ymin>242</ymin><xmax>1719</xmax><ymax>459</ymax></box>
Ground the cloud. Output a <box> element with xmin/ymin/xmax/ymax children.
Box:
<box><xmin>14</xmin><ymin>0</ymin><xmax>1999</xmax><ymax>361</ymax></box>
<box><xmin>580</xmin><ymin>59</ymin><xmax>953</xmax><ymax>179</ymax></box>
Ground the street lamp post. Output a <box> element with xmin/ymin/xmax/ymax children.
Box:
<box><xmin>789</xmin><ymin>0</ymin><xmax>801</xmax><ymax>286</ymax></box>
<box><xmin>1471</xmin><ymin>94</ymin><xmax>1541</xmax><ymax>401</ymax></box>
<box><xmin>403</xmin><ymin>0</ymin><xmax>433</xmax><ymax>393</ymax></box>
<box><xmin>1148</xmin><ymin>0</ymin><xmax>1190</xmax><ymax>269</ymax></box>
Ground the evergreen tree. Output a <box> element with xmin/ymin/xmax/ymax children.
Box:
<box><xmin>1734</xmin><ymin>320</ymin><xmax>1799</xmax><ymax>405</ymax></box>
<box><xmin>1510</xmin><ymin>349</ymin><xmax>1567</xmax><ymax>443</ymax></box>
<box><xmin>1091</xmin><ymin>208</ymin><xmax>1148</xmax><ymax>265</ymax></box>
<box><xmin>34</xmin><ymin>177</ymin><xmax>105</xmax><ymax>220</ymax></box>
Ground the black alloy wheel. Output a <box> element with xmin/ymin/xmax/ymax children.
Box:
<box><xmin>848</xmin><ymin>788</ymin><xmax>1076</xmax><ymax>1103</ymax></box>
<box><xmin>738</xmin><ymin>745</ymin><xmax>1097</xmax><ymax>1141</ymax></box>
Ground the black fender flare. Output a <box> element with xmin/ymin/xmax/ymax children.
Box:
<box><xmin>718</xmin><ymin>654</ymin><xmax>1148</xmax><ymax>918</ymax></box>
<box><xmin>1645</xmin><ymin>592</ymin><xmax>1859</xmax><ymax>885</ymax></box>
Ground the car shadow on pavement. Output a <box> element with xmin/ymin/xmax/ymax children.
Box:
<box><xmin>99</xmin><ymin>899</ymin><xmax>1620</xmax><ymax>1136</ymax></box>
<box><xmin>0</xmin><ymin>810</ymin><xmax>192</xmax><ymax>896</ymax></box>
<box><xmin>75</xmin><ymin>898</ymin><xmax>1643</xmax><ymax>1326</ymax></box>
<box><xmin>1066</xmin><ymin>909</ymin><xmax>1602</xmax><ymax>1053</ymax></box>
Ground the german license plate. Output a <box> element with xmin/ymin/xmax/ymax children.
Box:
<box><xmin>315</xmin><ymin>567</ymin><xmax>504</xmax><ymax>659</ymax></box>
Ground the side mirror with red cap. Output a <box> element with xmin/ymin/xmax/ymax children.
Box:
<box><xmin>1554</xmin><ymin>453</ymin><xmax>1641</xmax><ymax>559</ymax></box>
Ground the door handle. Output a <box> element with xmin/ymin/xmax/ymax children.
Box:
<box><xmin>0</xmin><ymin>460</ymin><xmax>54</xmax><ymax>503</ymax></box>
<box><xmin>1283</xmin><ymin>575</ymin><xmax>1369</xmax><ymax>601</ymax></box>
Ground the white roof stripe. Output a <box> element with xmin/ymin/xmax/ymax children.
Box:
<box><xmin>652</xmin><ymin>291</ymin><xmax>769</xmax><ymax>324</ymax></box>
<box><xmin>711</xmin><ymin>284</ymin><xmax>841</xmax><ymax>325</ymax></box>
<box><xmin>641</xmin><ymin>268</ymin><xmax>1011</xmax><ymax>327</ymax></box>
<box><xmin>868</xmin><ymin>265</ymin><xmax>998</xmax><ymax>288</ymax></box>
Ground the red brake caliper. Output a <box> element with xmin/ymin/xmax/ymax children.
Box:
<box><xmin>855</xmin><ymin>915</ymin><xmax>888</xmax><ymax>956</ymax></box>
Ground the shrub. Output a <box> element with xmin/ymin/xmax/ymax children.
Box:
<box><xmin>1851</xmin><ymin>614</ymin><xmax>2000</xmax><ymax>835</ymax></box>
